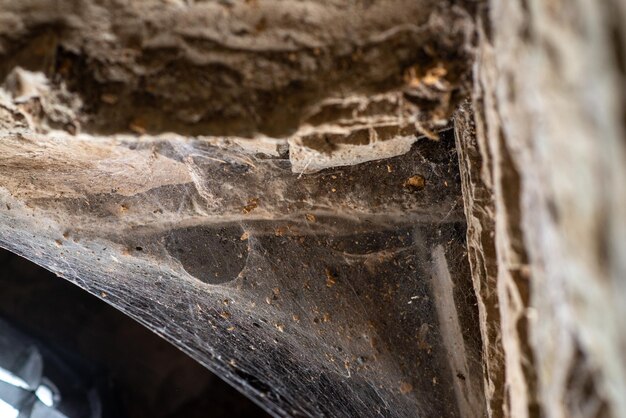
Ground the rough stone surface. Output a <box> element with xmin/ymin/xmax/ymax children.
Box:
<box><xmin>0</xmin><ymin>0</ymin><xmax>473</xmax><ymax>140</ymax></box>
<box><xmin>0</xmin><ymin>0</ymin><xmax>476</xmax><ymax>177</ymax></box>
<box><xmin>2</xmin><ymin>1</ymin><xmax>626</xmax><ymax>418</ymax></box>
<box><xmin>454</xmin><ymin>1</ymin><xmax>626</xmax><ymax>417</ymax></box>
<box><xmin>454</xmin><ymin>102</ymin><xmax>505</xmax><ymax>418</ymax></box>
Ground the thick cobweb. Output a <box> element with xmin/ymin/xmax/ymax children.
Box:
<box><xmin>0</xmin><ymin>128</ymin><xmax>484</xmax><ymax>417</ymax></box>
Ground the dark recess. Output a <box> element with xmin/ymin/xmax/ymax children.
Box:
<box><xmin>0</xmin><ymin>247</ymin><xmax>270</xmax><ymax>418</ymax></box>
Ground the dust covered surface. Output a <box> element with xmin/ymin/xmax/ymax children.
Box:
<box><xmin>0</xmin><ymin>127</ymin><xmax>485</xmax><ymax>417</ymax></box>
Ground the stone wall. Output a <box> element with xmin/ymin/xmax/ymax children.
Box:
<box><xmin>456</xmin><ymin>1</ymin><xmax>626</xmax><ymax>416</ymax></box>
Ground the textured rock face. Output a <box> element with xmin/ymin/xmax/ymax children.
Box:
<box><xmin>2</xmin><ymin>0</ymin><xmax>626</xmax><ymax>418</ymax></box>
<box><xmin>454</xmin><ymin>103</ymin><xmax>505</xmax><ymax>418</ymax></box>
<box><xmin>0</xmin><ymin>0</ymin><xmax>472</xmax><ymax>142</ymax></box>
<box><xmin>455</xmin><ymin>1</ymin><xmax>626</xmax><ymax>417</ymax></box>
